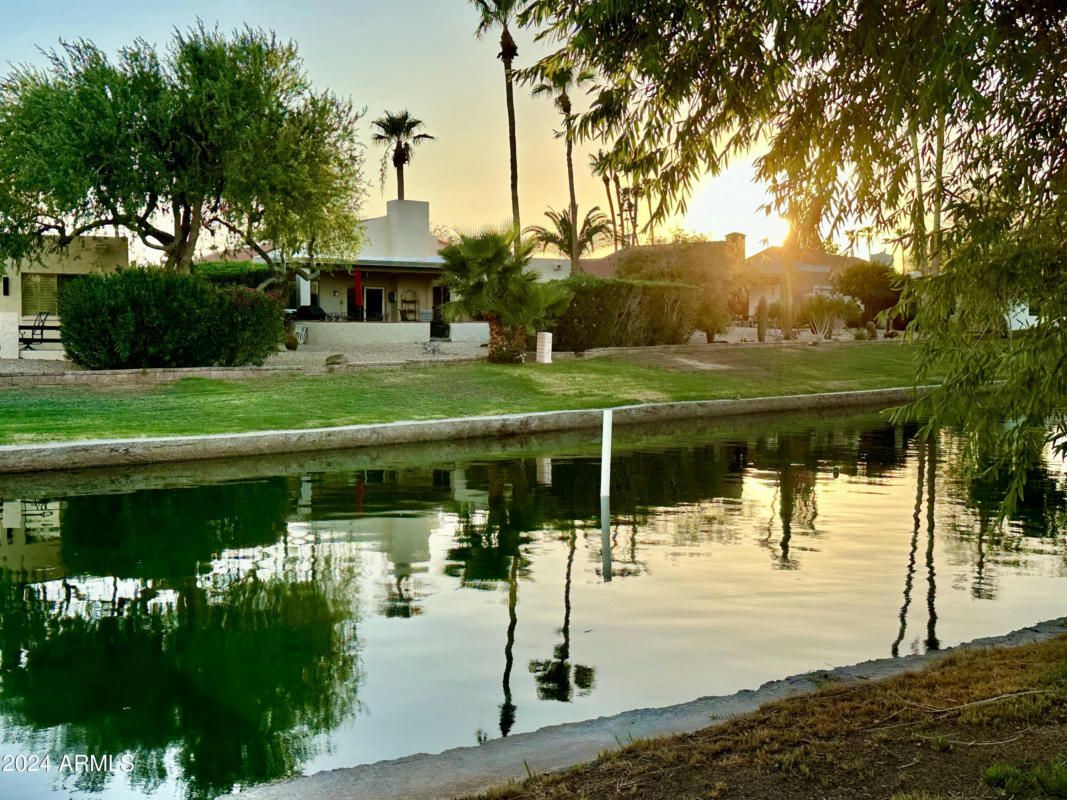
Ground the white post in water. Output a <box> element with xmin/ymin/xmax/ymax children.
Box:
<box><xmin>600</xmin><ymin>495</ymin><xmax>612</xmax><ymax>583</ymax></box>
<box><xmin>600</xmin><ymin>408</ymin><xmax>613</xmax><ymax>582</ymax></box>
<box><xmin>600</xmin><ymin>409</ymin><xmax>612</xmax><ymax>498</ymax></box>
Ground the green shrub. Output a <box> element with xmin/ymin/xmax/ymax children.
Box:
<box><xmin>985</xmin><ymin>758</ymin><xmax>1067</xmax><ymax>797</ymax></box>
<box><xmin>797</xmin><ymin>294</ymin><xmax>864</xmax><ymax>337</ymax></box>
<box><xmin>756</xmin><ymin>297</ymin><xmax>769</xmax><ymax>342</ymax></box>
<box><xmin>193</xmin><ymin>260</ymin><xmax>275</xmax><ymax>289</ymax></box>
<box><xmin>58</xmin><ymin>270</ymin><xmax>284</xmax><ymax>369</ymax></box>
<box><xmin>852</xmin><ymin>327</ymin><xmax>868</xmax><ymax>340</ymax></box>
<box><xmin>551</xmin><ymin>275</ymin><xmax>701</xmax><ymax>351</ymax></box>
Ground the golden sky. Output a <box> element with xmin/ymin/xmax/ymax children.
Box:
<box><xmin>0</xmin><ymin>0</ymin><xmax>814</xmax><ymax>258</ymax></box>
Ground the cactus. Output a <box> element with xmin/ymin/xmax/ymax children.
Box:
<box><xmin>756</xmin><ymin>297</ymin><xmax>769</xmax><ymax>343</ymax></box>
<box><xmin>865</xmin><ymin>320</ymin><xmax>877</xmax><ymax>340</ymax></box>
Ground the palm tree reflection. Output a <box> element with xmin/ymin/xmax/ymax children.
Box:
<box><xmin>529</xmin><ymin>528</ymin><xmax>596</xmax><ymax>702</ymax></box>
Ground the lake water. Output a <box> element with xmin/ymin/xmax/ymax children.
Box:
<box><xmin>0</xmin><ymin>411</ymin><xmax>1064</xmax><ymax>800</ymax></box>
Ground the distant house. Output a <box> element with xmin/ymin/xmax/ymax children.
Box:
<box><xmin>1</xmin><ymin>237</ymin><xmax>127</xmax><ymax>320</ymax></box>
<box><xmin>1</xmin><ymin>237</ymin><xmax>128</xmax><ymax>358</ymax></box>
<box><xmin>579</xmin><ymin>233</ymin><xmax>746</xmax><ymax>281</ymax></box>
<box><xmin>744</xmin><ymin>247</ymin><xmax>866</xmax><ymax>315</ymax></box>
<box><xmin>287</xmin><ymin>200</ymin><xmax>569</xmax><ymax>331</ymax></box>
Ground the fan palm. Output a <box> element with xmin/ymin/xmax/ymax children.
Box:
<box><xmin>470</xmin><ymin>0</ymin><xmax>523</xmax><ymax>244</ymax></box>
<box><xmin>370</xmin><ymin>110</ymin><xmax>434</xmax><ymax>201</ymax></box>
<box><xmin>437</xmin><ymin>228</ymin><xmax>572</xmax><ymax>363</ymax></box>
<box><xmin>527</xmin><ymin>64</ymin><xmax>595</xmax><ymax>273</ymax></box>
<box><xmin>525</xmin><ymin>206</ymin><xmax>612</xmax><ymax>261</ymax></box>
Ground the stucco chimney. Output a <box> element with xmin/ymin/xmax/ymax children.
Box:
<box><xmin>725</xmin><ymin>232</ymin><xmax>746</xmax><ymax>262</ymax></box>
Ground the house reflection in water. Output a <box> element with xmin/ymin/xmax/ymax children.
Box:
<box><xmin>292</xmin><ymin>467</ymin><xmax>494</xmax><ymax>618</ymax></box>
<box><xmin>0</xmin><ymin>498</ymin><xmax>65</xmax><ymax>581</ymax></box>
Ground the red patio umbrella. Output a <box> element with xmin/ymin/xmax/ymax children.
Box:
<box><xmin>353</xmin><ymin>269</ymin><xmax>363</xmax><ymax>314</ymax></box>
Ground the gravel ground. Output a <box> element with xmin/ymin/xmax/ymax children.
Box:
<box><xmin>263</xmin><ymin>340</ymin><xmax>488</xmax><ymax>369</ymax></box>
<box><xmin>0</xmin><ymin>357</ymin><xmax>72</xmax><ymax>375</ymax></box>
<box><xmin>2</xmin><ymin>328</ymin><xmax>874</xmax><ymax>376</ymax></box>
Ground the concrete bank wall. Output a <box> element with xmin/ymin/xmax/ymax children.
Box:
<box><xmin>225</xmin><ymin>617</ymin><xmax>1067</xmax><ymax>800</ymax></box>
<box><xmin>0</xmin><ymin>386</ymin><xmax>928</xmax><ymax>474</ymax></box>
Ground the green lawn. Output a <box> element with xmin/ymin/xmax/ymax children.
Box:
<box><xmin>0</xmin><ymin>342</ymin><xmax>922</xmax><ymax>445</ymax></box>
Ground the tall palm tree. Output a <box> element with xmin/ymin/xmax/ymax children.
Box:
<box><xmin>589</xmin><ymin>150</ymin><xmax>619</xmax><ymax>251</ymax></box>
<box><xmin>470</xmin><ymin>0</ymin><xmax>523</xmax><ymax>244</ymax></box>
<box><xmin>529</xmin><ymin>64</ymin><xmax>594</xmax><ymax>274</ymax></box>
<box><xmin>525</xmin><ymin>205</ymin><xmax>612</xmax><ymax>262</ymax></box>
<box><xmin>370</xmin><ymin>110</ymin><xmax>435</xmax><ymax>201</ymax></box>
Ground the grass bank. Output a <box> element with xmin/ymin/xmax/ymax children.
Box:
<box><xmin>469</xmin><ymin>634</ymin><xmax>1067</xmax><ymax>800</ymax></box>
<box><xmin>0</xmin><ymin>342</ymin><xmax>920</xmax><ymax>445</ymax></box>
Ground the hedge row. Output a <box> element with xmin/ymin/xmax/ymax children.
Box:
<box><xmin>192</xmin><ymin>260</ymin><xmax>275</xmax><ymax>288</ymax></box>
<box><xmin>550</xmin><ymin>275</ymin><xmax>707</xmax><ymax>351</ymax></box>
<box><xmin>58</xmin><ymin>270</ymin><xmax>284</xmax><ymax>369</ymax></box>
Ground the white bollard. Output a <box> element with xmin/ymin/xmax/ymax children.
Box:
<box><xmin>535</xmin><ymin>331</ymin><xmax>553</xmax><ymax>364</ymax></box>
<box><xmin>600</xmin><ymin>408</ymin><xmax>612</xmax><ymax>497</ymax></box>
<box><xmin>536</xmin><ymin>457</ymin><xmax>553</xmax><ymax>485</ymax></box>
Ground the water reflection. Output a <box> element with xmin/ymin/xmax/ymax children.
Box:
<box><xmin>0</xmin><ymin>482</ymin><xmax>360</xmax><ymax>799</ymax></box>
<box><xmin>0</xmin><ymin>414</ymin><xmax>1065</xmax><ymax>799</ymax></box>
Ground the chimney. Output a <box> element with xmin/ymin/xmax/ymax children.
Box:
<box><xmin>725</xmin><ymin>232</ymin><xmax>746</xmax><ymax>263</ymax></box>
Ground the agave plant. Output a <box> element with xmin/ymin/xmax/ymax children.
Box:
<box><xmin>437</xmin><ymin>228</ymin><xmax>572</xmax><ymax>363</ymax></box>
<box><xmin>525</xmin><ymin>206</ymin><xmax>613</xmax><ymax>262</ymax></box>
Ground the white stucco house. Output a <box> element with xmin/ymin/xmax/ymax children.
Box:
<box><xmin>0</xmin><ymin>236</ymin><xmax>127</xmax><ymax>360</ymax></box>
<box><xmin>290</xmin><ymin>199</ymin><xmax>570</xmax><ymax>346</ymax></box>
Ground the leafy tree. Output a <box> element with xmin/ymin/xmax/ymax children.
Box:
<box><xmin>436</xmin><ymin>228</ymin><xmax>573</xmax><ymax>363</ymax></box>
<box><xmin>524</xmin><ymin>63</ymin><xmax>594</xmax><ymax>273</ymax></box>
<box><xmin>525</xmin><ymin>205</ymin><xmax>612</xmax><ymax>260</ymax></box>
<box><xmin>370</xmin><ymin>110</ymin><xmax>435</xmax><ymax>201</ymax></box>
<box><xmin>832</xmin><ymin>261</ymin><xmax>902</xmax><ymax>324</ymax></box>
<box><xmin>470</xmin><ymin>0</ymin><xmax>524</xmax><ymax>242</ymax></box>
<box><xmin>0</xmin><ymin>25</ymin><xmax>364</xmax><ymax>276</ymax></box>
<box><xmin>522</xmin><ymin>0</ymin><xmax>1067</xmax><ymax>505</ymax></box>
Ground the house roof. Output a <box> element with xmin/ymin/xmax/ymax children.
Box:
<box><xmin>746</xmin><ymin>247</ymin><xmax>864</xmax><ymax>275</ymax></box>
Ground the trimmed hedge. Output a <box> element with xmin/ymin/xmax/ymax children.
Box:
<box><xmin>58</xmin><ymin>270</ymin><xmax>284</xmax><ymax>369</ymax></box>
<box><xmin>551</xmin><ymin>275</ymin><xmax>702</xmax><ymax>351</ymax></box>
<box><xmin>193</xmin><ymin>260</ymin><xmax>275</xmax><ymax>288</ymax></box>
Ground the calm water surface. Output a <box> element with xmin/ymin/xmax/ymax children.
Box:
<box><xmin>0</xmin><ymin>412</ymin><xmax>1064</xmax><ymax>799</ymax></box>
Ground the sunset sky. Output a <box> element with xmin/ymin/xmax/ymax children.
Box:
<box><xmin>0</xmin><ymin>0</ymin><xmax>806</xmax><ymax>258</ymax></box>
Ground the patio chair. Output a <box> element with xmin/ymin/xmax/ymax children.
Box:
<box><xmin>18</xmin><ymin>312</ymin><xmax>49</xmax><ymax>351</ymax></box>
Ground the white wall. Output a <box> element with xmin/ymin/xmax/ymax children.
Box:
<box><xmin>299</xmin><ymin>321</ymin><xmax>490</xmax><ymax>347</ymax></box>
<box><xmin>302</xmin><ymin>322</ymin><xmax>432</xmax><ymax>346</ymax></box>
<box><xmin>448</xmin><ymin>322</ymin><xmax>490</xmax><ymax>342</ymax></box>
<box><xmin>361</xmin><ymin>200</ymin><xmax>442</xmax><ymax>260</ymax></box>
<box><xmin>528</xmin><ymin>256</ymin><xmax>570</xmax><ymax>281</ymax></box>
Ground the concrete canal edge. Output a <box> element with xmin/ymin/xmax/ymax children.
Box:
<box><xmin>0</xmin><ymin>385</ymin><xmax>934</xmax><ymax>473</ymax></box>
<box><xmin>223</xmin><ymin>617</ymin><xmax>1067</xmax><ymax>800</ymax></box>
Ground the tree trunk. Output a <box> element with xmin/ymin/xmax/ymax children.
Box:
<box><xmin>781</xmin><ymin>231</ymin><xmax>798</xmax><ymax>340</ymax></box>
<box><xmin>486</xmin><ymin>315</ymin><xmax>526</xmax><ymax>363</ymax></box>
<box><xmin>396</xmin><ymin>159</ymin><xmax>406</xmax><ymax>201</ymax></box>
<box><xmin>646</xmin><ymin>194</ymin><xmax>655</xmax><ymax>245</ymax></box>
<box><xmin>603</xmin><ymin>177</ymin><xmax>618</xmax><ymax>251</ymax></box>
<box><xmin>911</xmin><ymin>126</ymin><xmax>927</xmax><ymax>274</ymax></box>
<box><xmin>629</xmin><ymin>185</ymin><xmax>639</xmax><ymax>247</ymax></box>
<box><xmin>565</xmin><ymin>118</ymin><xmax>579</xmax><ymax>273</ymax></box>
<box><xmin>931</xmin><ymin>112</ymin><xmax>945</xmax><ymax>275</ymax></box>
<box><xmin>613</xmin><ymin>174</ymin><xmax>626</xmax><ymax>247</ymax></box>
<box><xmin>502</xmin><ymin>46</ymin><xmax>521</xmax><ymax>251</ymax></box>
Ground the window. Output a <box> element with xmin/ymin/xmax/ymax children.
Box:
<box><xmin>21</xmin><ymin>274</ymin><xmax>80</xmax><ymax>317</ymax></box>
